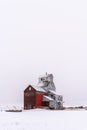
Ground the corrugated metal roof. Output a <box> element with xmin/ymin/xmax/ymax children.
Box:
<box><xmin>49</xmin><ymin>90</ymin><xmax>58</xmax><ymax>95</ymax></box>
<box><xmin>37</xmin><ymin>82</ymin><xmax>45</xmax><ymax>87</ymax></box>
<box><xmin>49</xmin><ymin>90</ymin><xmax>63</xmax><ymax>97</ymax></box>
<box><xmin>43</xmin><ymin>95</ymin><xmax>54</xmax><ymax>101</ymax></box>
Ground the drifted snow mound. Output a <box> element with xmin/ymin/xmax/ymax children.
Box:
<box><xmin>0</xmin><ymin>105</ymin><xmax>22</xmax><ymax>111</ymax></box>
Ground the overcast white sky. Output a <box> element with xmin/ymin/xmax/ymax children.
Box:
<box><xmin>0</xmin><ymin>0</ymin><xmax>87</xmax><ymax>106</ymax></box>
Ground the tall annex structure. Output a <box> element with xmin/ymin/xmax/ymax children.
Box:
<box><xmin>24</xmin><ymin>73</ymin><xmax>63</xmax><ymax>109</ymax></box>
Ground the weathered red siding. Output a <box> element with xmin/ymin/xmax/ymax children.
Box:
<box><xmin>36</xmin><ymin>93</ymin><xmax>44</xmax><ymax>107</ymax></box>
<box><xmin>24</xmin><ymin>85</ymin><xmax>36</xmax><ymax>109</ymax></box>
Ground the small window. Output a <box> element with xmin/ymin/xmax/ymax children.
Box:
<box><xmin>29</xmin><ymin>87</ymin><xmax>31</xmax><ymax>91</ymax></box>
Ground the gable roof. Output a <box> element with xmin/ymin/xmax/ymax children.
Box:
<box><xmin>24</xmin><ymin>85</ymin><xmax>46</xmax><ymax>93</ymax></box>
<box><xmin>32</xmin><ymin>85</ymin><xmax>46</xmax><ymax>93</ymax></box>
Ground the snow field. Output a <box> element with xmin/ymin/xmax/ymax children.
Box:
<box><xmin>0</xmin><ymin>109</ymin><xmax>87</xmax><ymax>130</ymax></box>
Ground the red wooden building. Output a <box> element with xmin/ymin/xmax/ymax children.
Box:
<box><xmin>24</xmin><ymin>73</ymin><xmax>63</xmax><ymax>109</ymax></box>
<box><xmin>24</xmin><ymin>85</ymin><xmax>47</xmax><ymax>109</ymax></box>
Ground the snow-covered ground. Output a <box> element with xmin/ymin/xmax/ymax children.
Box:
<box><xmin>0</xmin><ymin>109</ymin><xmax>87</xmax><ymax>130</ymax></box>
